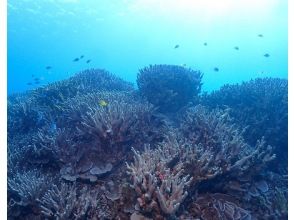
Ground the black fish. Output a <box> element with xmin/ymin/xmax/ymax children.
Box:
<box><xmin>46</xmin><ymin>66</ymin><xmax>52</xmax><ymax>70</ymax></box>
<box><xmin>86</xmin><ymin>59</ymin><xmax>91</xmax><ymax>63</ymax></box>
<box><xmin>234</xmin><ymin>46</ymin><xmax>239</xmax><ymax>50</ymax></box>
<box><xmin>73</xmin><ymin>58</ymin><xmax>79</xmax><ymax>62</ymax></box>
<box><xmin>258</xmin><ymin>34</ymin><xmax>263</xmax><ymax>37</ymax></box>
<box><xmin>27</xmin><ymin>82</ymin><xmax>32</xmax><ymax>85</ymax></box>
<box><xmin>174</xmin><ymin>44</ymin><xmax>179</xmax><ymax>49</ymax></box>
<box><xmin>204</xmin><ymin>42</ymin><xmax>207</xmax><ymax>46</ymax></box>
<box><xmin>213</xmin><ymin>67</ymin><xmax>219</xmax><ymax>72</ymax></box>
<box><xmin>80</xmin><ymin>55</ymin><xmax>84</xmax><ymax>59</ymax></box>
<box><xmin>264</xmin><ymin>53</ymin><xmax>270</xmax><ymax>57</ymax></box>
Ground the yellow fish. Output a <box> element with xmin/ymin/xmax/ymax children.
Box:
<box><xmin>99</xmin><ymin>100</ymin><xmax>108</xmax><ymax>107</ymax></box>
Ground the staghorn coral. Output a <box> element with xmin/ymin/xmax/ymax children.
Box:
<box><xmin>8</xmin><ymin>169</ymin><xmax>53</xmax><ymax>219</ymax></box>
<box><xmin>200</xmin><ymin>78</ymin><xmax>288</xmax><ymax>167</ymax></box>
<box><xmin>65</xmin><ymin>91</ymin><xmax>168</xmax><ymax>144</ymax></box>
<box><xmin>8</xmin><ymin>69</ymin><xmax>134</xmax><ymax>137</ymax></box>
<box><xmin>70</xmin><ymin>91</ymin><xmax>168</xmax><ymax>162</ymax></box>
<box><xmin>39</xmin><ymin>183</ymin><xmax>78</xmax><ymax>219</ymax></box>
<box><xmin>76</xmin><ymin>92</ymin><xmax>153</xmax><ymax>147</ymax></box>
<box><xmin>137</xmin><ymin>64</ymin><xmax>203</xmax><ymax>113</ymax></box>
<box><xmin>10</xmin><ymin>91</ymin><xmax>168</xmax><ymax>184</ymax></box>
<box><xmin>179</xmin><ymin>105</ymin><xmax>275</xmax><ymax>184</ymax></box>
<box><xmin>30</xmin><ymin>68</ymin><xmax>133</xmax><ymax>114</ymax></box>
<box><xmin>7</xmin><ymin>68</ymin><xmax>288</xmax><ymax>219</ymax></box>
<box><xmin>179</xmin><ymin>105</ymin><xmax>244</xmax><ymax>149</ymax></box>
<box><xmin>39</xmin><ymin>183</ymin><xmax>115</xmax><ymax>220</ymax></box>
<box><xmin>8</xmin><ymin>121</ymin><xmax>77</xmax><ymax>173</ymax></box>
<box><xmin>126</xmin><ymin>131</ymin><xmax>276</xmax><ymax>218</ymax></box>
<box><xmin>8</xmin><ymin>93</ymin><xmax>46</xmax><ymax>136</ymax></box>
<box><xmin>156</xmin><ymin>166</ymin><xmax>191</xmax><ymax>215</ymax></box>
<box><xmin>31</xmin><ymin>68</ymin><xmax>133</xmax><ymax>106</ymax></box>
<box><xmin>22</xmin><ymin>91</ymin><xmax>169</xmax><ymax>183</ymax></box>
<box><xmin>23</xmin><ymin>128</ymin><xmax>60</xmax><ymax>167</ymax></box>
<box><xmin>8</xmin><ymin>170</ymin><xmax>51</xmax><ymax>207</ymax></box>
<box><xmin>126</xmin><ymin>146</ymin><xmax>191</xmax><ymax>218</ymax></box>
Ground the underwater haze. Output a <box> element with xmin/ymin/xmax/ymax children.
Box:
<box><xmin>7</xmin><ymin>1</ymin><xmax>289</xmax><ymax>219</ymax></box>
<box><xmin>8</xmin><ymin>0</ymin><xmax>288</xmax><ymax>94</ymax></box>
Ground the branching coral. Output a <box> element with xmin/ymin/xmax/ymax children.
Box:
<box><xmin>23</xmin><ymin>91</ymin><xmax>169</xmax><ymax>183</ymax></box>
<box><xmin>70</xmin><ymin>91</ymin><xmax>168</xmax><ymax>161</ymax></box>
<box><xmin>8</xmin><ymin>68</ymin><xmax>134</xmax><ymax>137</ymax></box>
<box><xmin>24</xmin><ymin>129</ymin><xmax>60</xmax><ymax>167</ymax></box>
<box><xmin>156</xmin><ymin>166</ymin><xmax>191</xmax><ymax>215</ymax></box>
<box><xmin>179</xmin><ymin>105</ymin><xmax>275</xmax><ymax>183</ymax></box>
<box><xmin>137</xmin><ymin>64</ymin><xmax>203</xmax><ymax>113</ymax></box>
<box><xmin>39</xmin><ymin>183</ymin><xmax>78</xmax><ymax>219</ymax></box>
<box><xmin>7</xmin><ymin>68</ymin><xmax>287</xmax><ymax>220</ymax></box>
<box><xmin>8</xmin><ymin>93</ymin><xmax>46</xmax><ymax>136</ymax></box>
<box><xmin>200</xmin><ymin>78</ymin><xmax>288</xmax><ymax>166</ymax></box>
<box><xmin>39</xmin><ymin>183</ymin><xmax>113</xmax><ymax>219</ymax></box>
<box><xmin>77</xmin><ymin>93</ymin><xmax>152</xmax><ymax>149</ymax></box>
<box><xmin>8</xmin><ymin>169</ymin><xmax>52</xmax><ymax>217</ymax></box>
<box><xmin>9</xmin><ymin>121</ymin><xmax>76</xmax><ymax>174</ymax></box>
<box><xmin>31</xmin><ymin>68</ymin><xmax>134</xmax><ymax>106</ymax></box>
<box><xmin>126</xmin><ymin>146</ymin><xmax>191</xmax><ymax>217</ymax></box>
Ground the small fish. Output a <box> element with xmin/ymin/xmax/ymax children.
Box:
<box><xmin>73</xmin><ymin>58</ymin><xmax>79</xmax><ymax>62</ymax></box>
<box><xmin>27</xmin><ymin>82</ymin><xmax>32</xmax><ymax>85</ymax></box>
<box><xmin>203</xmin><ymin>42</ymin><xmax>207</xmax><ymax>46</ymax></box>
<box><xmin>99</xmin><ymin>100</ymin><xmax>108</xmax><ymax>107</ymax></box>
<box><xmin>264</xmin><ymin>53</ymin><xmax>270</xmax><ymax>57</ymax></box>
<box><xmin>258</xmin><ymin>34</ymin><xmax>263</xmax><ymax>37</ymax></box>
<box><xmin>80</xmin><ymin>55</ymin><xmax>84</xmax><ymax>59</ymax></box>
<box><xmin>234</xmin><ymin>46</ymin><xmax>239</xmax><ymax>50</ymax></box>
<box><xmin>34</xmin><ymin>77</ymin><xmax>40</xmax><ymax>81</ymax></box>
<box><xmin>181</xmin><ymin>64</ymin><xmax>187</xmax><ymax>67</ymax></box>
<box><xmin>86</xmin><ymin>59</ymin><xmax>91</xmax><ymax>63</ymax></box>
<box><xmin>32</xmin><ymin>74</ymin><xmax>35</xmax><ymax>77</ymax></box>
<box><xmin>174</xmin><ymin>44</ymin><xmax>179</xmax><ymax>49</ymax></box>
<box><xmin>213</xmin><ymin>67</ymin><xmax>219</xmax><ymax>72</ymax></box>
<box><xmin>35</xmin><ymin>81</ymin><xmax>40</xmax><ymax>84</ymax></box>
<box><xmin>46</xmin><ymin>66</ymin><xmax>52</xmax><ymax>70</ymax></box>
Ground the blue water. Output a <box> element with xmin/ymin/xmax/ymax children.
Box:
<box><xmin>8</xmin><ymin>0</ymin><xmax>288</xmax><ymax>94</ymax></box>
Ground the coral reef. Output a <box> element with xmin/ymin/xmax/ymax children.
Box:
<box><xmin>8</xmin><ymin>93</ymin><xmax>46</xmax><ymax>135</ymax></box>
<box><xmin>8</xmin><ymin>68</ymin><xmax>134</xmax><ymax>137</ymax></box>
<box><xmin>57</xmin><ymin>91</ymin><xmax>168</xmax><ymax>182</ymax></box>
<box><xmin>179</xmin><ymin>105</ymin><xmax>275</xmax><ymax>184</ymax></box>
<box><xmin>38</xmin><ymin>183</ymin><xmax>114</xmax><ymax>219</ymax></box>
<box><xmin>137</xmin><ymin>64</ymin><xmax>203</xmax><ymax>113</ymax></box>
<box><xmin>223</xmin><ymin>171</ymin><xmax>288</xmax><ymax>219</ymax></box>
<box><xmin>126</xmin><ymin>146</ymin><xmax>192</xmax><ymax>218</ymax></box>
<box><xmin>8</xmin><ymin>170</ymin><xmax>53</xmax><ymax>218</ymax></box>
<box><xmin>189</xmin><ymin>193</ymin><xmax>252</xmax><ymax>220</ymax></box>
<box><xmin>7</xmin><ymin>68</ymin><xmax>288</xmax><ymax>219</ymax></box>
<box><xmin>9</xmin><ymin>89</ymin><xmax>169</xmax><ymax>184</ymax></box>
<box><xmin>201</xmin><ymin>78</ymin><xmax>288</xmax><ymax>167</ymax></box>
<box><xmin>39</xmin><ymin>183</ymin><xmax>78</xmax><ymax>219</ymax></box>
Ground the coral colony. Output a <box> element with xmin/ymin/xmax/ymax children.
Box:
<box><xmin>8</xmin><ymin>66</ymin><xmax>287</xmax><ymax>219</ymax></box>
